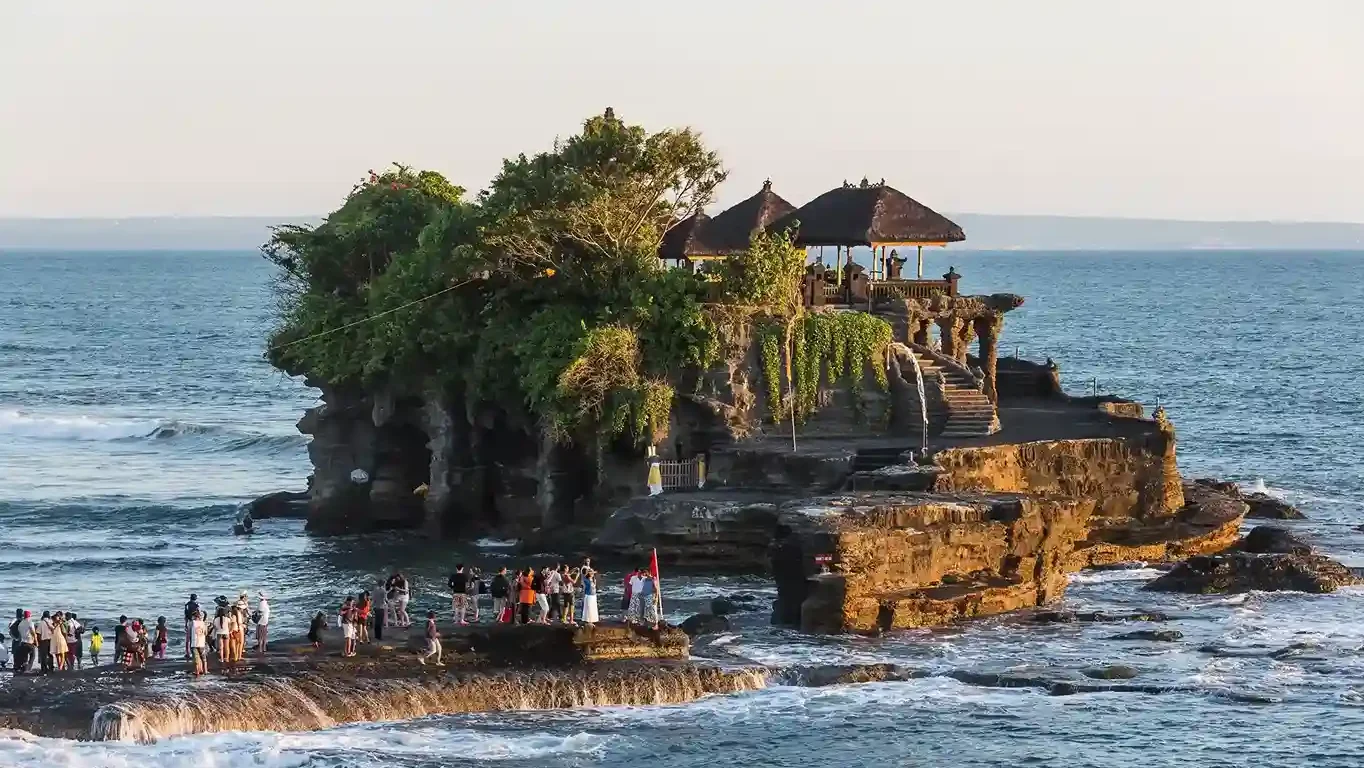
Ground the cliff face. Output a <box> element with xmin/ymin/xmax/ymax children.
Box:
<box><xmin>930</xmin><ymin>431</ymin><xmax>1185</xmax><ymax>521</ymax></box>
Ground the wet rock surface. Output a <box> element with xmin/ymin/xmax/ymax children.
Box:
<box><xmin>1145</xmin><ymin>552</ymin><xmax>1361</xmax><ymax>594</ymax></box>
<box><xmin>245</xmin><ymin>489</ymin><xmax>310</xmax><ymax>519</ymax></box>
<box><xmin>1239</xmin><ymin>526</ymin><xmax>1312</xmax><ymax>555</ymax></box>
<box><xmin>1082</xmin><ymin>665</ymin><xmax>1140</xmax><ymax>680</ymax></box>
<box><xmin>1027</xmin><ymin>609</ymin><xmax>1169</xmax><ymax>624</ymax></box>
<box><xmin>1192</xmin><ymin>477</ymin><xmax>1306</xmax><ymax>519</ymax></box>
<box><xmin>680</xmin><ymin>613</ymin><xmax>732</xmax><ymax>637</ymax></box>
<box><xmin>1109</xmin><ymin>629</ymin><xmax>1184</xmax><ymax>642</ymax></box>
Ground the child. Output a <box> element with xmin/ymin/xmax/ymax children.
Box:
<box><xmin>153</xmin><ymin>617</ymin><xmax>168</xmax><ymax>660</ymax></box>
<box><xmin>307</xmin><ymin>611</ymin><xmax>327</xmax><ymax>650</ymax></box>
<box><xmin>88</xmin><ymin>627</ymin><xmax>103</xmax><ymax>666</ymax></box>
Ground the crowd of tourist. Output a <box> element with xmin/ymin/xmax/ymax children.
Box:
<box><xmin>5</xmin><ymin>559</ymin><xmax>665</xmax><ymax>677</ymax></box>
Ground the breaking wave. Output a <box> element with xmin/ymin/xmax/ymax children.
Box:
<box><xmin>0</xmin><ymin>409</ymin><xmax>307</xmax><ymax>453</ymax></box>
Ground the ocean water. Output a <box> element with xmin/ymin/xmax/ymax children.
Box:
<box><xmin>2</xmin><ymin>249</ymin><xmax>1363</xmax><ymax>767</ymax></box>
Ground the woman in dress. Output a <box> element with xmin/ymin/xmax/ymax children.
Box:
<box><xmin>50</xmin><ymin>612</ymin><xmax>69</xmax><ymax>671</ymax></box>
<box><xmin>581</xmin><ymin>569</ymin><xmax>599</xmax><ymax>628</ymax></box>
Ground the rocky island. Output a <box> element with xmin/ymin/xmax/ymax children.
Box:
<box><xmin>263</xmin><ymin>108</ymin><xmax>1347</xmax><ymax>633</ymax></box>
<box><xmin>9</xmin><ymin>108</ymin><xmax>1354</xmax><ymax>744</ymax></box>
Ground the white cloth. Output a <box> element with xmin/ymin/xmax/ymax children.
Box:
<box><xmin>256</xmin><ymin>599</ymin><xmax>270</xmax><ymax>627</ymax></box>
<box><xmin>37</xmin><ymin>619</ymin><xmax>53</xmax><ymax>641</ymax></box>
<box><xmin>191</xmin><ymin>619</ymin><xmax>207</xmax><ymax>649</ymax></box>
<box><xmin>64</xmin><ymin>619</ymin><xmax>81</xmax><ymax>643</ymax></box>
<box><xmin>545</xmin><ymin>570</ymin><xmax>562</xmax><ymax>594</ymax></box>
<box><xmin>16</xmin><ymin>618</ymin><xmax>34</xmax><ymax>644</ymax></box>
<box><xmin>582</xmin><ymin>595</ymin><xmax>599</xmax><ymax>624</ymax></box>
<box><xmin>214</xmin><ymin>617</ymin><xmax>229</xmax><ymax>636</ymax></box>
<box><xmin>342</xmin><ymin>621</ymin><xmax>356</xmax><ymax>639</ymax></box>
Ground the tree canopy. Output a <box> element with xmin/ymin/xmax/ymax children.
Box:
<box><xmin>263</xmin><ymin>108</ymin><xmax>885</xmax><ymax>446</ymax></box>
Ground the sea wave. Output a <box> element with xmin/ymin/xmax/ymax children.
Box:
<box><xmin>0</xmin><ymin>725</ymin><xmax>613</xmax><ymax>767</ymax></box>
<box><xmin>0</xmin><ymin>409</ymin><xmax>307</xmax><ymax>453</ymax></box>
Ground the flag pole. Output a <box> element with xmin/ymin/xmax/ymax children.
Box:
<box><xmin>650</xmin><ymin>548</ymin><xmax>663</xmax><ymax>623</ymax></box>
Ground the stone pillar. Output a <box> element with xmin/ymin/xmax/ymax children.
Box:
<box><xmin>954</xmin><ymin>321</ymin><xmax>976</xmax><ymax>365</ymax></box>
<box><xmin>912</xmin><ymin>318</ymin><xmax>931</xmax><ymax>347</ymax></box>
<box><xmin>974</xmin><ymin>315</ymin><xmax>1002</xmax><ymax>404</ymax></box>
<box><xmin>936</xmin><ymin>317</ymin><xmax>963</xmax><ymax>358</ymax></box>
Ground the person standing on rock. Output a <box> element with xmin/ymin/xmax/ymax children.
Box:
<box><xmin>638</xmin><ymin>574</ymin><xmax>660</xmax><ymax>630</ymax></box>
<box><xmin>386</xmin><ymin>573</ymin><xmax>411</xmax><ymax>627</ymax></box>
<box><xmin>490</xmin><ymin>567</ymin><xmax>510</xmax><ymax>623</ymax></box>
<box><xmin>626</xmin><ymin>569</ymin><xmax>645</xmax><ymax>625</ymax></box>
<box><xmin>467</xmin><ymin>567</ymin><xmax>482</xmax><ymax>623</ymax></box>
<box><xmin>188</xmin><ymin>610</ymin><xmax>208</xmax><ymax>676</ymax></box>
<box><xmin>356</xmin><ymin>592</ymin><xmax>372</xmax><ymax>644</ymax></box>
<box><xmin>581</xmin><ymin>569</ymin><xmax>599</xmax><ymax>627</ymax></box>
<box><xmin>183</xmin><ymin>593</ymin><xmax>200</xmax><ymax>659</ymax></box>
<box><xmin>543</xmin><ymin>565</ymin><xmax>562</xmax><ymax>623</ymax></box>
<box><xmin>213</xmin><ymin>607</ymin><xmax>230</xmax><ymax>665</ymax></box>
<box><xmin>36</xmin><ymin>611</ymin><xmax>54</xmax><ymax>673</ymax></box>
<box><xmin>254</xmin><ymin>592</ymin><xmax>270</xmax><ymax>654</ymax></box>
<box><xmin>517</xmin><ymin>568</ymin><xmax>535</xmax><ymax>625</ymax></box>
<box><xmin>417</xmin><ymin>610</ymin><xmax>444</xmax><ymax>667</ymax></box>
<box><xmin>50</xmin><ymin>612</ymin><xmax>68</xmax><ymax>671</ymax></box>
<box><xmin>449</xmin><ymin>564</ymin><xmax>470</xmax><ymax>626</ymax></box>
<box><xmin>66</xmin><ymin>612</ymin><xmax>83</xmax><ymax>669</ymax></box>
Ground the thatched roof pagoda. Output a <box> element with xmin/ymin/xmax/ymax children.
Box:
<box><xmin>657</xmin><ymin>211</ymin><xmax>717</xmax><ymax>263</ymax></box>
<box><xmin>768</xmin><ymin>179</ymin><xmax>965</xmax><ymax>247</ymax></box>
<box><xmin>702</xmin><ymin>179</ymin><xmax>797</xmax><ymax>254</ymax></box>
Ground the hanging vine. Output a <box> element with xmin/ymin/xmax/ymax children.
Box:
<box><xmin>756</xmin><ymin>322</ymin><xmax>785</xmax><ymax>422</ymax></box>
<box><xmin>753</xmin><ymin>311</ymin><xmax>892</xmax><ymax>425</ymax></box>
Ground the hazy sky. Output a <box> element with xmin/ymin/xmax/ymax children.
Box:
<box><xmin>2</xmin><ymin>1</ymin><xmax>1362</xmax><ymax>221</ymax></box>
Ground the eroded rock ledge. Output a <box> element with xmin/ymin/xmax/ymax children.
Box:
<box><xmin>772</xmin><ymin>483</ymin><xmax>1241</xmax><ymax>633</ymax></box>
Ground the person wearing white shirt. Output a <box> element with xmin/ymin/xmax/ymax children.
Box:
<box><xmin>36</xmin><ymin>612</ymin><xmax>54</xmax><ymax>673</ymax></box>
<box><xmin>627</xmin><ymin>571</ymin><xmax>645</xmax><ymax>625</ymax></box>
<box><xmin>189</xmin><ymin>611</ymin><xmax>208</xmax><ymax>676</ymax></box>
<box><xmin>255</xmin><ymin>592</ymin><xmax>271</xmax><ymax>654</ymax></box>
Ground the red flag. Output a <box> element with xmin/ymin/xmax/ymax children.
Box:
<box><xmin>649</xmin><ymin>548</ymin><xmax>659</xmax><ymax>581</ymax></box>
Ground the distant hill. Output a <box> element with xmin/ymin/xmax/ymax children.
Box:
<box><xmin>2</xmin><ymin>214</ymin><xmax>1363</xmax><ymax>251</ymax></box>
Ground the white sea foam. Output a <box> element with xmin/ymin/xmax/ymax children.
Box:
<box><xmin>1068</xmin><ymin>567</ymin><xmax>1164</xmax><ymax>585</ymax></box>
<box><xmin>474</xmin><ymin>538</ymin><xmax>520</xmax><ymax>549</ymax></box>
<box><xmin>0</xmin><ymin>725</ymin><xmax>613</xmax><ymax>766</ymax></box>
<box><xmin>0</xmin><ymin>409</ymin><xmax>160</xmax><ymax>441</ymax></box>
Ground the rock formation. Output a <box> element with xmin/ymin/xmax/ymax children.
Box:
<box><xmin>1145</xmin><ymin>523</ymin><xmax>1361</xmax><ymax>595</ymax></box>
<box><xmin>770</xmin><ymin>414</ymin><xmax>1246</xmax><ymax>633</ymax></box>
<box><xmin>1145</xmin><ymin>551</ymin><xmax>1360</xmax><ymax>594</ymax></box>
<box><xmin>1191</xmin><ymin>477</ymin><xmax>1306</xmax><ymax>519</ymax></box>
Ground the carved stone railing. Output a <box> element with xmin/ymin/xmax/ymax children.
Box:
<box><xmin>869</xmin><ymin>278</ymin><xmax>957</xmax><ymax>301</ymax></box>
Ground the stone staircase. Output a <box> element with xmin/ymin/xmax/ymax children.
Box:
<box><xmin>907</xmin><ymin>345</ymin><xmax>999</xmax><ymax>438</ymax></box>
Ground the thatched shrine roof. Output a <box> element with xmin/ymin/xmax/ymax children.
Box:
<box><xmin>657</xmin><ymin>212</ymin><xmax>717</xmax><ymax>261</ymax></box>
<box><xmin>702</xmin><ymin>180</ymin><xmax>797</xmax><ymax>254</ymax></box>
<box><xmin>768</xmin><ymin>180</ymin><xmax>965</xmax><ymax>247</ymax></box>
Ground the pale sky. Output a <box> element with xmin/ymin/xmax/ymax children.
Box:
<box><xmin>2</xmin><ymin>1</ymin><xmax>1362</xmax><ymax>221</ymax></box>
